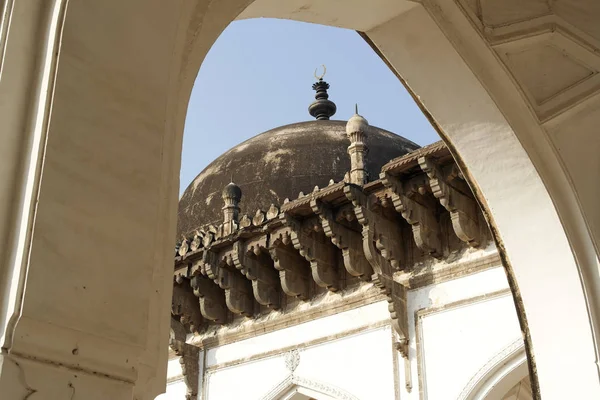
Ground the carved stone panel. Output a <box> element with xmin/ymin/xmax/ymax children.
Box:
<box><xmin>419</xmin><ymin>157</ymin><xmax>481</xmax><ymax>247</ymax></box>
<box><xmin>311</xmin><ymin>199</ymin><xmax>373</xmax><ymax>280</ymax></box>
<box><xmin>269</xmin><ymin>227</ymin><xmax>310</xmax><ymax>300</ymax></box>
<box><xmin>282</xmin><ymin>214</ymin><xmax>339</xmax><ymax>291</ymax></box>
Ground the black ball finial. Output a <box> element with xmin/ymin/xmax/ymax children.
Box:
<box><xmin>309</xmin><ymin>78</ymin><xmax>337</xmax><ymax>120</ymax></box>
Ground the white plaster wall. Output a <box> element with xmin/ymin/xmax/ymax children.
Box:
<box><xmin>402</xmin><ymin>266</ymin><xmax>523</xmax><ymax>400</ymax></box>
<box><xmin>155</xmin><ymin>380</ymin><xmax>187</xmax><ymax>400</ymax></box>
<box><xmin>207</xmin><ymin>300</ymin><xmax>390</xmax><ymax>367</ymax></box>
<box><xmin>206</xmin><ymin>326</ymin><xmax>395</xmax><ymax>400</ymax></box>
<box><xmin>419</xmin><ymin>295</ymin><xmax>522</xmax><ymax>400</ymax></box>
<box><xmin>155</xmin><ymin>358</ymin><xmax>186</xmax><ymax>400</ymax></box>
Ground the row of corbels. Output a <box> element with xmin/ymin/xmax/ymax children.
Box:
<box><xmin>176</xmin><ymin>178</ymin><xmax>346</xmax><ymax>258</ymax></box>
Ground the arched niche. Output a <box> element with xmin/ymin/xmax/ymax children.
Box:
<box><xmin>459</xmin><ymin>340</ymin><xmax>529</xmax><ymax>400</ymax></box>
<box><xmin>260</xmin><ymin>375</ymin><xmax>361</xmax><ymax>400</ymax></box>
<box><xmin>0</xmin><ymin>0</ymin><xmax>598</xmax><ymax>399</ymax></box>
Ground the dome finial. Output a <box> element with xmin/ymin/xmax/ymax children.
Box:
<box><xmin>308</xmin><ymin>66</ymin><xmax>336</xmax><ymax>121</ymax></box>
<box><xmin>355</xmin><ymin>103</ymin><xmax>358</xmax><ymax>115</ymax></box>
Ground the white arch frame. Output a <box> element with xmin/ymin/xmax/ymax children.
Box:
<box><xmin>458</xmin><ymin>339</ymin><xmax>528</xmax><ymax>400</ymax></box>
<box><xmin>0</xmin><ymin>0</ymin><xmax>598</xmax><ymax>399</ymax></box>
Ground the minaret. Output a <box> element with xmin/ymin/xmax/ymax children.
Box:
<box><xmin>308</xmin><ymin>67</ymin><xmax>337</xmax><ymax>120</ymax></box>
<box><xmin>346</xmin><ymin>104</ymin><xmax>369</xmax><ymax>185</ymax></box>
<box><xmin>222</xmin><ymin>181</ymin><xmax>242</xmax><ymax>236</ymax></box>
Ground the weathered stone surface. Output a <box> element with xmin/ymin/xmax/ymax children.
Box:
<box><xmin>178</xmin><ymin>120</ymin><xmax>419</xmax><ymax>236</ymax></box>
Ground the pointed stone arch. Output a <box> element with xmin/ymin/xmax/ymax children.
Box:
<box><xmin>260</xmin><ymin>375</ymin><xmax>361</xmax><ymax>400</ymax></box>
<box><xmin>458</xmin><ymin>339</ymin><xmax>529</xmax><ymax>400</ymax></box>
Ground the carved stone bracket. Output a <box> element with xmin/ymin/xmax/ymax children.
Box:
<box><xmin>201</xmin><ymin>250</ymin><xmax>254</xmax><ymax>317</ymax></box>
<box><xmin>381</xmin><ymin>172</ymin><xmax>442</xmax><ymax>258</ymax></box>
<box><xmin>419</xmin><ymin>157</ymin><xmax>481</xmax><ymax>247</ymax></box>
<box><xmin>269</xmin><ymin>227</ymin><xmax>310</xmax><ymax>300</ymax></box>
<box><xmin>190</xmin><ymin>269</ymin><xmax>227</xmax><ymax>324</ymax></box>
<box><xmin>373</xmin><ymin>273</ymin><xmax>409</xmax><ymax>358</ymax></box>
<box><xmin>310</xmin><ymin>199</ymin><xmax>373</xmax><ymax>280</ymax></box>
<box><xmin>172</xmin><ymin>276</ymin><xmax>203</xmax><ymax>334</ymax></box>
<box><xmin>343</xmin><ymin>184</ymin><xmax>404</xmax><ymax>275</ymax></box>
<box><xmin>281</xmin><ymin>214</ymin><xmax>339</xmax><ymax>292</ymax></box>
<box><xmin>232</xmin><ymin>240</ymin><xmax>281</xmax><ymax>309</ymax></box>
<box><xmin>170</xmin><ymin>319</ymin><xmax>200</xmax><ymax>400</ymax></box>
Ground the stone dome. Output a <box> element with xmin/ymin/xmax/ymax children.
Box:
<box><xmin>178</xmin><ymin>119</ymin><xmax>419</xmax><ymax>237</ymax></box>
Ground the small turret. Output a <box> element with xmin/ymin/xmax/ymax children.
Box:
<box><xmin>346</xmin><ymin>105</ymin><xmax>369</xmax><ymax>185</ymax></box>
<box><xmin>222</xmin><ymin>181</ymin><xmax>241</xmax><ymax>236</ymax></box>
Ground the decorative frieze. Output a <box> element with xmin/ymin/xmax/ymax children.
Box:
<box><xmin>419</xmin><ymin>156</ymin><xmax>481</xmax><ymax>247</ymax></box>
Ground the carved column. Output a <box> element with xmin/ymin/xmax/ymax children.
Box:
<box><xmin>381</xmin><ymin>172</ymin><xmax>442</xmax><ymax>257</ymax></box>
<box><xmin>232</xmin><ymin>240</ymin><xmax>281</xmax><ymax>309</ymax></box>
<box><xmin>282</xmin><ymin>214</ymin><xmax>339</xmax><ymax>291</ymax></box>
<box><xmin>419</xmin><ymin>157</ymin><xmax>481</xmax><ymax>247</ymax></box>
<box><xmin>269</xmin><ymin>228</ymin><xmax>310</xmax><ymax>300</ymax></box>
<box><xmin>311</xmin><ymin>199</ymin><xmax>373</xmax><ymax>280</ymax></box>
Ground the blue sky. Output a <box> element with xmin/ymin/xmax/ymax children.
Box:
<box><xmin>180</xmin><ymin>18</ymin><xmax>439</xmax><ymax>195</ymax></box>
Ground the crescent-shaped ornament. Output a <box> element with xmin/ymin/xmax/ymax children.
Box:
<box><xmin>314</xmin><ymin>64</ymin><xmax>327</xmax><ymax>80</ymax></box>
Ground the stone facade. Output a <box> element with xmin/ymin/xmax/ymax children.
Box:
<box><xmin>2</xmin><ymin>1</ymin><xmax>599</xmax><ymax>399</ymax></box>
<box><xmin>165</xmin><ymin>87</ymin><xmax>528</xmax><ymax>399</ymax></box>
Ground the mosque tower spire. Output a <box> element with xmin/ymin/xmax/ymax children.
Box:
<box><xmin>346</xmin><ymin>104</ymin><xmax>369</xmax><ymax>185</ymax></box>
<box><xmin>308</xmin><ymin>65</ymin><xmax>337</xmax><ymax>120</ymax></box>
<box><xmin>222</xmin><ymin>181</ymin><xmax>242</xmax><ymax>236</ymax></box>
